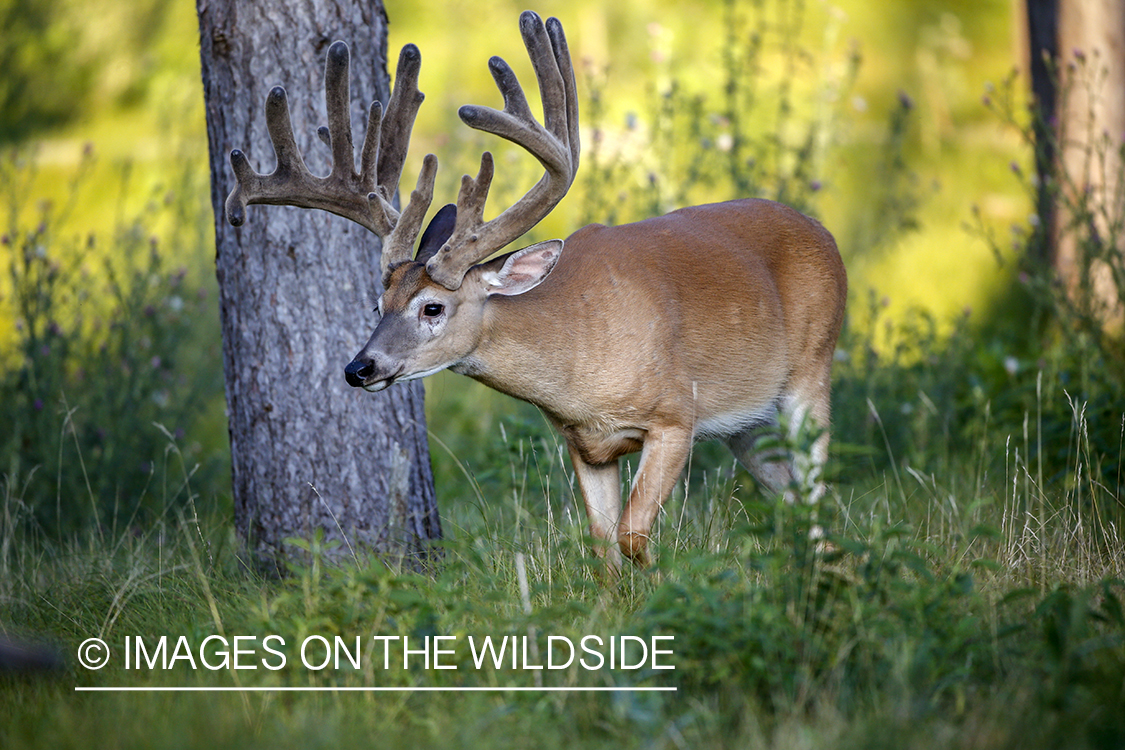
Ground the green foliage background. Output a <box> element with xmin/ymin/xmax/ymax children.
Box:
<box><xmin>1</xmin><ymin>0</ymin><xmax>1123</xmax><ymax>748</ymax></box>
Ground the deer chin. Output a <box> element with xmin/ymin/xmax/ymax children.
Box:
<box><xmin>360</xmin><ymin>363</ymin><xmax>449</xmax><ymax>392</ymax></box>
<box><xmin>396</xmin><ymin>363</ymin><xmax>454</xmax><ymax>384</ymax></box>
<box><xmin>362</xmin><ymin>379</ymin><xmax>393</xmax><ymax>393</ymax></box>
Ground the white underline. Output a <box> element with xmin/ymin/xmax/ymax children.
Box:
<box><xmin>75</xmin><ymin>686</ymin><xmax>677</xmax><ymax>693</ymax></box>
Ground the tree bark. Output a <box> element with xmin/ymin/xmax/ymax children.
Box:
<box><xmin>1056</xmin><ymin>0</ymin><xmax>1125</xmax><ymax>325</ymax></box>
<box><xmin>196</xmin><ymin>0</ymin><xmax>440</xmax><ymax>571</ymax></box>
<box><xmin>1024</xmin><ymin>0</ymin><xmax>1059</xmax><ymax>268</ymax></box>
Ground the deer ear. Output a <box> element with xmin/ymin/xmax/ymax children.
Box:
<box><xmin>414</xmin><ymin>203</ymin><xmax>457</xmax><ymax>264</ymax></box>
<box><xmin>479</xmin><ymin>239</ymin><xmax>563</xmax><ymax>297</ymax></box>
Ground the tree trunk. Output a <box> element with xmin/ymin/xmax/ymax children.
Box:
<box><xmin>196</xmin><ymin>0</ymin><xmax>440</xmax><ymax>571</ymax></box>
<box><xmin>1023</xmin><ymin>0</ymin><xmax>1059</xmax><ymax>268</ymax></box>
<box><xmin>1056</xmin><ymin>0</ymin><xmax>1125</xmax><ymax>326</ymax></box>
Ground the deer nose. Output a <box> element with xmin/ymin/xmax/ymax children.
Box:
<box><xmin>344</xmin><ymin>357</ymin><xmax>374</xmax><ymax>388</ymax></box>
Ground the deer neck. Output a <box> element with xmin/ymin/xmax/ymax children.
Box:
<box><xmin>451</xmin><ymin>293</ymin><xmax>570</xmax><ymax>412</ymax></box>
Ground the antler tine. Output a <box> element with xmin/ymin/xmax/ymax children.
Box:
<box><xmin>224</xmin><ymin>41</ymin><xmax>426</xmax><ymax>248</ymax></box>
<box><xmin>376</xmin><ymin>44</ymin><xmax>425</xmax><ymax>200</ymax></box>
<box><xmin>380</xmin><ymin>153</ymin><xmax>438</xmax><ymax>285</ymax></box>
<box><xmin>322</xmin><ymin>41</ymin><xmax>358</xmax><ymax>190</ymax></box>
<box><xmin>546</xmin><ymin>16</ymin><xmax>581</xmax><ymax>175</ymax></box>
<box><xmin>369</xmin><ymin>44</ymin><xmax>432</xmax><ymax>275</ymax></box>
<box><xmin>425</xmin><ymin>11</ymin><xmax>580</xmax><ymax>290</ymax></box>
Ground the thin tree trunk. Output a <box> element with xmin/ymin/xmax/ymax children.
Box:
<box><xmin>196</xmin><ymin>0</ymin><xmax>440</xmax><ymax>571</ymax></box>
<box><xmin>1024</xmin><ymin>0</ymin><xmax>1059</xmax><ymax>268</ymax></box>
<box><xmin>1056</xmin><ymin>0</ymin><xmax>1125</xmax><ymax>325</ymax></box>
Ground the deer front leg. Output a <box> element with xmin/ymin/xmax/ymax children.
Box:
<box><xmin>566</xmin><ymin>443</ymin><xmax>624</xmax><ymax>574</ymax></box>
<box><xmin>619</xmin><ymin>426</ymin><xmax>693</xmax><ymax>566</ymax></box>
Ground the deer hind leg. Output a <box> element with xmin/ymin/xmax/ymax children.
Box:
<box><xmin>725</xmin><ymin>391</ymin><xmax>831</xmax><ymax>504</ymax></box>
<box><xmin>785</xmin><ymin>375</ymin><xmax>833</xmax><ymax>505</ymax></box>
<box><xmin>566</xmin><ymin>444</ymin><xmax>624</xmax><ymax>574</ymax></box>
<box><xmin>618</xmin><ymin>426</ymin><xmax>693</xmax><ymax>566</ymax></box>
<box><xmin>725</xmin><ymin>414</ymin><xmax>791</xmax><ymax>499</ymax></box>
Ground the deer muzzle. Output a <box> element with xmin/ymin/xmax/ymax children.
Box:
<box><xmin>344</xmin><ymin>353</ymin><xmax>402</xmax><ymax>392</ymax></box>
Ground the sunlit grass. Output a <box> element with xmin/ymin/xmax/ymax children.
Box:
<box><xmin>2</xmin><ymin>394</ymin><xmax>1122</xmax><ymax>747</ymax></box>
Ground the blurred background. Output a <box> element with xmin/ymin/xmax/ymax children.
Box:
<box><xmin>2</xmin><ymin>0</ymin><xmax>1120</xmax><ymax>536</ymax></box>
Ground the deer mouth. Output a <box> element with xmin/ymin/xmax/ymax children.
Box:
<box><xmin>345</xmin><ymin>358</ymin><xmax>403</xmax><ymax>391</ymax></box>
<box><xmin>361</xmin><ymin>365</ymin><xmax>404</xmax><ymax>392</ymax></box>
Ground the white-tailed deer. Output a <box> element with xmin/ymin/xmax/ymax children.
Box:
<box><xmin>225</xmin><ymin>12</ymin><xmax>847</xmax><ymax>572</ymax></box>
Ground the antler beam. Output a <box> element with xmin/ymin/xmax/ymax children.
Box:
<box><xmin>424</xmin><ymin>11</ymin><xmax>580</xmax><ymax>290</ymax></box>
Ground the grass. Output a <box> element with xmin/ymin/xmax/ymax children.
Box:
<box><xmin>1</xmin><ymin>388</ymin><xmax>1123</xmax><ymax>749</ymax></box>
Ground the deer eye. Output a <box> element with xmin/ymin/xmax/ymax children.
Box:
<box><xmin>422</xmin><ymin>302</ymin><xmax>444</xmax><ymax>318</ymax></box>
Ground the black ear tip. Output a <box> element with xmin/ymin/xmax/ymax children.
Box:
<box><xmin>414</xmin><ymin>203</ymin><xmax>458</xmax><ymax>264</ymax></box>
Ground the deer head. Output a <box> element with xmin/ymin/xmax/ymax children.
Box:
<box><xmin>225</xmin><ymin>11</ymin><xmax>578</xmax><ymax>392</ymax></box>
